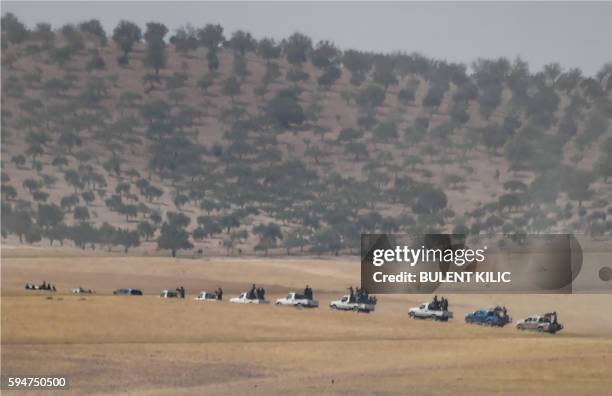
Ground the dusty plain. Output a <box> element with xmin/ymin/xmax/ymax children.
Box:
<box><xmin>2</xmin><ymin>248</ymin><xmax>612</xmax><ymax>395</ymax></box>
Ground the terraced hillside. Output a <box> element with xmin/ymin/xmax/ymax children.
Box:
<box><xmin>1</xmin><ymin>14</ymin><xmax>612</xmax><ymax>256</ymax></box>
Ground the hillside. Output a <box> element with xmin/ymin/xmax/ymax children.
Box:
<box><xmin>1</xmin><ymin>14</ymin><xmax>612</xmax><ymax>256</ymax></box>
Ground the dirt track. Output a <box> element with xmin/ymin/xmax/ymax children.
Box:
<box><xmin>2</xmin><ymin>251</ymin><xmax>612</xmax><ymax>395</ymax></box>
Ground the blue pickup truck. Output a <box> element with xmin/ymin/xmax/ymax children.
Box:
<box><xmin>465</xmin><ymin>308</ymin><xmax>511</xmax><ymax>327</ymax></box>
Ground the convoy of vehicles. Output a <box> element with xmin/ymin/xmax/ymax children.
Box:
<box><xmin>516</xmin><ymin>312</ymin><xmax>563</xmax><ymax>333</ymax></box>
<box><xmin>408</xmin><ymin>302</ymin><xmax>453</xmax><ymax>321</ymax></box>
<box><xmin>275</xmin><ymin>292</ymin><xmax>319</xmax><ymax>308</ymax></box>
<box><xmin>465</xmin><ymin>307</ymin><xmax>512</xmax><ymax>327</ymax></box>
<box><xmin>45</xmin><ymin>283</ymin><xmax>565</xmax><ymax>334</ymax></box>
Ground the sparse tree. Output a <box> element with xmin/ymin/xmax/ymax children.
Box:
<box><xmin>143</xmin><ymin>22</ymin><xmax>168</xmax><ymax>75</ymax></box>
<box><xmin>79</xmin><ymin>19</ymin><xmax>107</xmax><ymax>45</ymax></box>
<box><xmin>137</xmin><ymin>221</ymin><xmax>156</xmax><ymax>240</ymax></box>
<box><xmin>32</xmin><ymin>22</ymin><xmax>54</xmax><ymax>48</ymax></box>
<box><xmin>563</xmin><ymin>169</ymin><xmax>594</xmax><ymax>206</ymax></box>
<box><xmin>267</xmin><ymin>90</ymin><xmax>304</xmax><ymax>127</ymax></box>
<box><xmin>2</xmin><ymin>13</ymin><xmax>29</xmax><ymax>46</ymax></box>
<box><xmin>81</xmin><ymin>191</ymin><xmax>96</xmax><ymax>206</ymax></box>
<box><xmin>44</xmin><ymin>224</ymin><xmax>69</xmax><ymax>246</ymax></box>
<box><xmin>253</xmin><ymin>223</ymin><xmax>283</xmax><ymax>256</ymax></box>
<box><xmin>112</xmin><ymin>20</ymin><xmax>142</xmax><ymax>64</ymax></box>
<box><xmin>343</xmin><ymin>50</ymin><xmax>371</xmax><ymax>86</ymax></box>
<box><xmin>197</xmin><ymin>24</ymin><xmax>224</xmax><ymax>51</ymax></box>
<box><xmin>206</xmin><ymin>50</ymin><xmax>219</xmax><ymax>72</ymax></box>
<box><xmin>73</xmin><ymin>206</ymin><xmax>90</xmax><ymax>223</ymax></box>
<box><xmin>60</xmin><ymin>194</ymin><xmax>80</xmax><ymax>212</ymax></box>
<box><xmin>11</xmin><ymin>154</ymin><xmax>26</xmax><ymax>168</ymax></box>
<box><xmin>412</xmin><ymin>186</ymin><xmax>448</xmax><ymax>215</ymax></box>
<box><xmin>157</xmin><ymin>222</ymin><xmax>193</xmax><ymax>257</ymax></box>
<box><xmin>1</xmin><ymin>185</ymin><xmax>17</xmax><ymax>201</ymax></box>
<box><xmin>116</xmin><ymin>229</ymin><xmax>140</xmax><ymax>253</ymax></box>
<box><xmin>372</xmin><ymin>56</ymin><xmax>398</xmax><ymax>91</ymax></box>
<box><xmin>257</xmin><ymin>37</ymin><xmax>281</xmax><ymax>61</ymax></box>
<box><xmin>356</xmin><ymin>84</ymin><xmax>386</xmax><ymax>109</ymax></box>
<box><xmin>284</xmin><ymin>32</ymin><xmax>312</xmax><ymax>66</ymax></box>
<box><xmin>311</xmin><ymin>40</ymin><xmax>340</xmax><ymax>70</ymax></box>
<box><xmin>377</xmin><ymin>121</ymin><xmax>400</xmax><ymax>142</ymax></box>
<box><xmin>197</xmin><ymin>73</ymin><xmax>216</xmax><ymax>94</ymax></box>
<box><xmin>283</xmin><ymin>229</ymin><xmax>309</xmax><ymax>254</ymax></box>
<box><xmin>64</xmin><ymin>170</ymin><xmax>83</xmax><ymax>193</ymax></box>
<box><xmin>118</xmin><ymin>204</ymin><xmax>139</xmax><ymax>222</ymax></box>
<box><xmin>22</xmin><ymin>178</ymin><xmax>42</xmax><ymax>193</ymax></box>
<box><xmin>222</xmin><ymin>77</ymin><xmax>241</xmax><ymax>102</ymax></box>
<box><xmin>228</xmin><ymin>30</ymin><xmax>256</xmax><ymax>55</ymax></box>
<box><xmin>37</xmin><ymin>204</ymin><xmax>64</xmax><ymax>231</ymax></box>
<box><xmin>170</xmin><ymin>24</ymin><xmax>198</xmax><ymax>56</ymax></box>
<box><xmin>32</xmin><ymin>190</ymin><xmax>49</xmax><ymax>203</ymax></box>
<box><xmin>233</xmin><ymin>53</ymin><xmax>249</xmax><ymax>82</ymax></box>
<box><xmin>174</xmin><ymin>194</ymin><xmax>189</xmax><ymax>209</ymax></box>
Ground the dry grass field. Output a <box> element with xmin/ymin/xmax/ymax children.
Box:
<box><xmin>2</xmin><ymin>248</ymin><xmax>612</xmax><ymax>395</ymax></box>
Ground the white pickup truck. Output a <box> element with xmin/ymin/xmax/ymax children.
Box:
<box><xmin>330</xmin><ymin>295</ymin><xmax>376</xmax><ymax>313</ymax></box>
<box><xmin>194</xmin><ymin>291</ymin><xmax>220</xmax><ymax>301</ymax></box>
<box><xmin>230</xmin><ymin>292</ymin><xmax>270</xmax><ymax>304</ymax></box>
<box><xmin>408</xmin><ymin>302</ymin><xmax>453</xmax><ymax>321</ymax></box>
<box><xmin>160</xmin><ymin>289</ymin><xmax>179</xmax><ymax>298</ymax></box>
<box><xmin>275</xmin><ymin>292</ymin><xmax>319</xmax><ymax>308</ymax></box>
<box><xmin>516</xmin><ymin>312</ymin><xmax>563</xmax><ymax>334</ymax></box>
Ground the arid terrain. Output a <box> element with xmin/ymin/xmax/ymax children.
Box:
<box><xmin>1</xmin><ymin>7</ymin><xmax>611</xmax><ymax>396</ymax></box>
<box><xmin>2</xmin><ymin>248</ymin><xmax>611</xmax><ymax>395</ymax></box>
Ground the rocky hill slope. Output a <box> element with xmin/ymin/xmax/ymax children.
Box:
<box><xmin>1</xmin><ymin>14</ymin><xmax>611</xmax><ymax>256</ymax></box>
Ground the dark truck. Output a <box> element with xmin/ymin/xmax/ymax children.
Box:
<box><xmin>465</xmin><ymin>307</ymin><xmax>511</xmax><ymax>327</ymax></box>
<box><xmin>113</xmin><ymin>288</ymin><xmax>143</xmax><ymax>296</ymax></box>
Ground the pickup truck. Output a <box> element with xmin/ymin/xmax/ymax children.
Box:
<box><xmin>194</xmin><ymin>291</ymin><xmax>220</xmax><ymax>301</ymax></box>
<box><xmin>159</xmin><ymin>289</ymin><xmax>179</xmax><ymax>298</ymax></box>
<box><xmin>113</xmin><ymin>288</ymin><xmax>143</xmax><ymax>296</ymax></box>
<box><xmin>465</xmin><ymin>308</ymin><xmax>512</xmax><ymax>327</ymax></box>
<box><xmin>72</xmin><ymin>287</ymin><xmax>95</xmax><ymax>294</ymax></box>
<box><xmin>275</xmin><ymin>292</ymin><xmax>319</xmax><ymax>308</ymax></box>
<box><xmin>330</xmin><ymin>295</ymin><xmax>376</xmax><ymax>313</ymax></box>
<box><xmin>408</xmin><ymin>302</ymin><xmax>453</xmax><ymax>321</ymax></box>
<box><xmin>230</xmin><ymin>292</ymin><xmax>269</xmax><ymax>304</ymax></box>
<box><xmin>516</xmin><ymin>312</ymin><xmax>563</xmax><ymax>334</ymax></box>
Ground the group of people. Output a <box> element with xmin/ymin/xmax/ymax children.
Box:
<box><xmin>543</xmin><ymin>311</ymin><xmax>558</xmax><ymax>324</ymax></box>
<box><xmin>175</xmin><ymin>286</ymin><xmax>186</xmax><ymax>299</ymax></box>
<box><xmin>429</xmin><ymin>295</ymin><xmax>449</xmax><ymax>311</ymax></box>
<box><xmin>303</xmin><ymin>285</ymin><xmax>314</xmax><ymax>300</ymax></box>
<box><xmin>493</xmin><ymin>305</ymin><xmax>508</xmax><ymax>318</ymax></box>
<box><xmin>248</xmin><ymin>284</ymin><xmax>266</xmax><ymax>300</ymax></box>
<box><xmin>25</xmin><ymin>281</ymin><xmax>56</xmax><ymax>291</ymax></box>
<box><xmin>348</xmin><ymin>286</ymin><xmax>376</xmax><ymax>304</ymax></box>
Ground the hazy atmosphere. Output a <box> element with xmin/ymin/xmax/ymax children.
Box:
<box><xmin>3</xmin><ymin>1</ymin><xmax>612</xmax><ymax>76</ymax></box>
<box><xmin>2</xmin><ymin>2</ymin><xmax>611</xmax><ymax>395</ymax></box>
